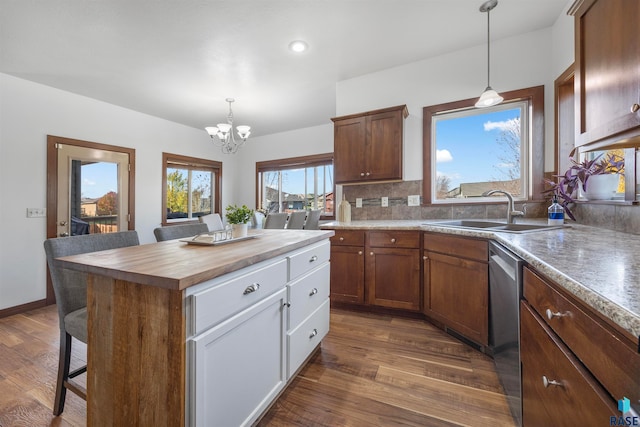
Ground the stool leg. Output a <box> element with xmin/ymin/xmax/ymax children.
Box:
<box><xmin>53</xmin><ymin>331</ymin><xmax>72</xmax><ymax>416</ymax></box>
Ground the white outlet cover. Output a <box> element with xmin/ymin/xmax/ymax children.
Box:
<box><xmin>408</xmin><ymin>195</ymin><xmax>420</xmax><ymax>206</ymax></box>
<box><xmin>355</xmin><ymin>198</ymin><xmax>363</xmax><ymax>208</ymax></box>
<box><xmin>381</xmin><ymin>197</ymin><xmax>389</xmax><ymax>207</ymax></box>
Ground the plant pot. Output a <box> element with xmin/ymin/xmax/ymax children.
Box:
<box><xmin>231</xmin><ymin>223</ymin><xmax>248</xmax><ymax>238</ymax></box>
<box><xmin>584</xmin><ymin>174</ymin><xmax>619</xmax><ymax>200</ymax></box>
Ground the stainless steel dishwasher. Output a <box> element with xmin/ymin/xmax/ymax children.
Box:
<box><xmin>489</xmin><ymin>241</ymin><xmax>523</xmax><ymax>427</ymax></box>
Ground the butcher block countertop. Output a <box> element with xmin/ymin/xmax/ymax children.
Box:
<box><xmin>57</xmin><ymin>229</ymin><xmax>334</xmax><ymax>291</ymax></box>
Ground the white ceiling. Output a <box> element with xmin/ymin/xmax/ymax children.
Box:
<box><xmin>0</xmin><ymin>1</ymin><xmax>567</xmax><ymax>138</ymax></box>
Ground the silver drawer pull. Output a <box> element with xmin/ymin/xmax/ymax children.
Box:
<box><xmin>542</xmin><ymin>375</ymin><xmax>563</xmax><ymax>388</ymax></box>
<box><xmin>309</xmin><ymin>288</ymin><xmax>318</xmax><ymax>296</ymax></box>
<box><xmin>309</xmin><ymin>328</ymin><xmax>318</xmax><ymax>339</ymax></box>
<box><xmin>243</xmin><ymin>283</ymin><xmax>260</xmax><ymax>295</ymax></box>
<box><xmin>309</xmin><ymin>255</ymin><xmax>318</xmax><ymax>263</ymax></box>
<box><xmin>390</xmin><ymin>238</ymin><xmax>396</xmax><ymax>243</ymax></box>
<box><xmin>546</xmin><ymin>308</ymin><xmax>569</xmax><ymax>320</ymax></box>
<box><xmin>339</xmin><ymin>237</ymin><xmax>344</xmax><ymax>241</ymax></box>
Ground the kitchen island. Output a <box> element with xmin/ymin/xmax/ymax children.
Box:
<box><xmin>56</xmin><ymin>229</ymin><xmax>334</xmax><ymax>426</ymax></box>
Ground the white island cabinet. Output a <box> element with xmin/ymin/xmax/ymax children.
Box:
<box><xmin>185</xmin><ymin>239</ymin><xmax>331</xmax><ymax>426</ymax></box>
<box><xmin>55</xmin><ymin>229</ymin><xmax>334</xmax><ymax>427</ymax></box>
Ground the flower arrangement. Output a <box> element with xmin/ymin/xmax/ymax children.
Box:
<box><xmin>225</xmin><ymin>204</ymin><xmax>254</xmax><ymax>224</ymax></box>
<box><xmin>543</xmin><ymin>152</ymin><xmax>624</xmax><ymax>220</ymax></box>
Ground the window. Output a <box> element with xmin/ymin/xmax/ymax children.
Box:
<box><xmin>162</xmin><ymin>153</ymin><xmax>222</xmax><ymax>225</ymax></box>
<box><xmin>423</xmin><ymin>86</ymin><xmax>545</xmax><ymax>204</ymax></box>
<box><xmin>256</xmin><ymin>153</ymin><xmax>334</xmax><ymax>218</ymax></box>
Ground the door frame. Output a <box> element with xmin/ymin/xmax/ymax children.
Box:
<box><xmin>46</xmin><ymin>135</ymin><xmax>136</xmax><ymax>304</ymax></box>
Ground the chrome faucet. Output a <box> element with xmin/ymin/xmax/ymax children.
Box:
<box><xmin>482</xmin><ymin>190</ymin><xmax>525</xmax><ymax>224</ymax></box>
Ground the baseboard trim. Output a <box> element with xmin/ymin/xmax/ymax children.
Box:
<box><xmin>0</xmin><ymin>299</ymin><xmax>49</xmax><ymax>319</ymax></box>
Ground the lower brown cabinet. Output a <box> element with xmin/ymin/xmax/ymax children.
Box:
<box><xmin>330</xmin><ymin>245</ymin><xmax>365</xmax><ymax>304</ymax></box>
<box><xmin>366</xmin><ymin>246</ymin><xmax>421</xmax><ymax>311</ymax></box>
<box><xmin>520</xmin><ymin>301</ymin><xmax>617</xmax><ymax>426</ymax></box>
<box><xmin>521</xmin><ymin>266</ymin><xmax>639</xmax><ymax>426</ymax></box>
<box><xmin>423</xmin><ymin>232</ymin><xmax>489</xmax><ymax>346</ymax></box>
<box><xmin>329</xmin><ymin>230</ymin><xmax>421</xmax><ymax>311</ymax></box>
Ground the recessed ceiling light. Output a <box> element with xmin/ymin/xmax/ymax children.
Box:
<box><xmin>288</xmin><ymin>40</ymin><xmax>308</xmax><ymax>53</ymax></box>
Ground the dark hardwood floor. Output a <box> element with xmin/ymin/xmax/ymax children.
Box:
<box><xmin>0</xmin><ymin>305</ymin><xmax>515</xmax><ymax>426</ymax></box>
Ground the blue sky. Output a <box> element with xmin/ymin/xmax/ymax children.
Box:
<box><xmin>81</xmin><ymin>162</ymin><xmax>118</xmax><ymax>198</ymax></box>
<box><xmin>435</xmin><ymin>107</ymin><xmax>521</xmax><ymax>190</ymax></box>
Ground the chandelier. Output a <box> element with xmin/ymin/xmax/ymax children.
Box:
<box><xmin>205</xmin><ymin>98</ymin><xmax>251</xmax><ymax>154</ymax></box>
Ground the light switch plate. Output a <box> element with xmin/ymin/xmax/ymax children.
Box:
<box><xmin>27</xmin><ymin>208</ymin><xmax>46</xmax><ymax>218</ymax></box>
<box><xmin>381</xmin><ymin>197</ymin><xmax>389</xmax><ymax>207</ymax></box>
<box><xmin>356</xmin><ymin>198</ymin><xmax>363</xmax><ymax>208</ymax></box>
<box><xmin>408</xmin><ymin>195</ymin><xmax>420</xmax><ymax>206</ymax></box>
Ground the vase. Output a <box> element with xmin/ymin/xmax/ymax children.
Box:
<box><xmin>584</xmin><ymin>174</ymin><xmax>619</xmax><ymax>200</ymax></box>
<box><xmin>231</xmin><ymin>223</ymin><xmax>248</xmax><ymax>238</ymax></box>
<box><xmin>337</xmin><ymin>195</ymin><xmax>351</xmax><ymax>222</ymax></box>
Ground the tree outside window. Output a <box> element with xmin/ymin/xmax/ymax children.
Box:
<box><xmin>162</xmin><ymin>153</ymin><xmax>221</xmax><ymax>225</ymax></box>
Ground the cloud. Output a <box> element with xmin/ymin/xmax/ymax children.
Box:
<box><xmin>484</xmin><ymin>118</ymin><xmax>518</xmax><ymax>132</ymax></box>
<box><xmin>436</xmin><ymin>149</ymin><xmax>453</xmax><ymax>162</ymax></box>
<box><xmin>83</xmin><ymin>178</ymin><xmax>96</xmax><ymax>186</ymax></box>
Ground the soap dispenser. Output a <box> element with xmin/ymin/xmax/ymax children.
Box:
<box><xmin>547</xmin><ymin>195</ymin><xmax>564</xmax><ymax>225</ymax></box>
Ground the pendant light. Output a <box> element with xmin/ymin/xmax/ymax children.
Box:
<box><xmin>475</xmin><ymin>0</ymin><xmax>503</xmax><ymax>108</ymax></box>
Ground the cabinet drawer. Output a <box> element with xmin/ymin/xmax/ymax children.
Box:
<box><xmin>190</xmin><ymin>259</ymin><xmax>287</xmax><ymax>335</ymax></box>
<box><xmin>424</xmin><ymin>232</ymin><xmax>487</xmax><ymax>261</ymax></box>
<box><xmin>520</xmin><ymin>301</ymin><xmax>617</xmax><ymax>425</ymax></box>
<box><xmin>288</xmin><ymin>240</ymin><xmax>330</xmax><ymax>281</ymax></box>
<box><xmin>368</xmin><ymin>230</ymin><xmax>420</xmax><ymax>248</ymax></box>
<box><xmin>287</xmin><ymin>298</ymin><xmax>330</xmax><ymax>379</ymax></box>
<box><xmin>524</xmin><ymin>267</ymin><xmax>640</xmax><ymax>406</ymax></box>
<box><xmin>330</xmin><ymin>230</ymin><xmax>365</xmax><ymax>246</ymax></box>
<box><xmin>288</xmin><ymin>262</ymin><xmax>330</xmax><ymax>329</ymax></box>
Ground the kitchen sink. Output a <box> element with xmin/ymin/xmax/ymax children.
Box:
<box><xmin>429</xmin><ymin>220</ymin><xmax>505</xmax><ymax>228</ymax></box>
<box><xmin>427</xmin><ymin>220</ymin><xmax>564</xmax><ymax>233</ymax></box>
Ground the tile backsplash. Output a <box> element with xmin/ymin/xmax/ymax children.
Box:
<box><xmin>341</xmin><ymin>180</ymin><xmax>546</xmax><ymax>221</ymax></box>
<box><xmin>341</xmin><ymin>179</ymin><xmax>640</xmax><ymax>234</ymax></box>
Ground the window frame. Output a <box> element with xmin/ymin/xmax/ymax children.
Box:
<box><xmin>255</xmin><ymin>153</ymin><xmax>335</xmax><ymax>219</ymax></box>
<box><xmin>161</xmin><ymin>152</ymin><xmax>222</xmax><ymax>226</ymax></box>
<box><xmin>422</xmin><ymin>85</ymin><xmax>545</xmax><ymax>206</ymax></box>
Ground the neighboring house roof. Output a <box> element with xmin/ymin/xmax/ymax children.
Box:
<box><xmin>448</xmin><ymin>179</ymin><xmax>521</xmax><ymax>198</ymax></box>
<box><xmin>264</xmin><ymin>186</ymin><xmax>305</xmax><ymax>203</ymax></box>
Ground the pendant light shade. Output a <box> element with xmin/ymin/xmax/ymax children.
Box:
<box><xmin>475</xmin><ymin>87</ymin><xmax>503</xmax><ymax>108</ymax></box>
<box><xmin>475</xmin><ymin>0</ymin><xmax>502</xmax><ymax>108</ymax></box>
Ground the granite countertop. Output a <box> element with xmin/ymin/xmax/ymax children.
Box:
<box><xmin>321</xmin><ymin>219</ymin><xmax>640</xmax><ymax>341</ymax></box>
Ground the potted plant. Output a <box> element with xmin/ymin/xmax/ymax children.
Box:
<box><xmin>225</xmin><ymin>204</ymin><xmax>254</xmax><ymax>238</ymax></box>
<box><xmin>543</xmin><ymin>152</ymin><xmax>624</xmax><ymax>220</ymax></box>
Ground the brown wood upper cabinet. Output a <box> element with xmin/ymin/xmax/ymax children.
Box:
<box><xmin>423</xmin><ymin>232</ymin><xmax>489</xmax><ymax>346</ymax></box>
<box><xmin>332</xmin><ymin>105</ymin><xmax>408</xmax><ymax>184</ymax></box>
<box><xmin>570</xmin><ymin>0</ymin><xmax>640</xmax><ymax>148</ymax></box>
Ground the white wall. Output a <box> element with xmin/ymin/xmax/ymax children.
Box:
<box><xmin>0</xmin><ymin>73</ymin><xmax>239</xmax><ymax>310</ymax></box>
<box><xmin>551</xmin><ymin>0</ymin><xmax>576</xmax><ymax>79</ymax></box>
